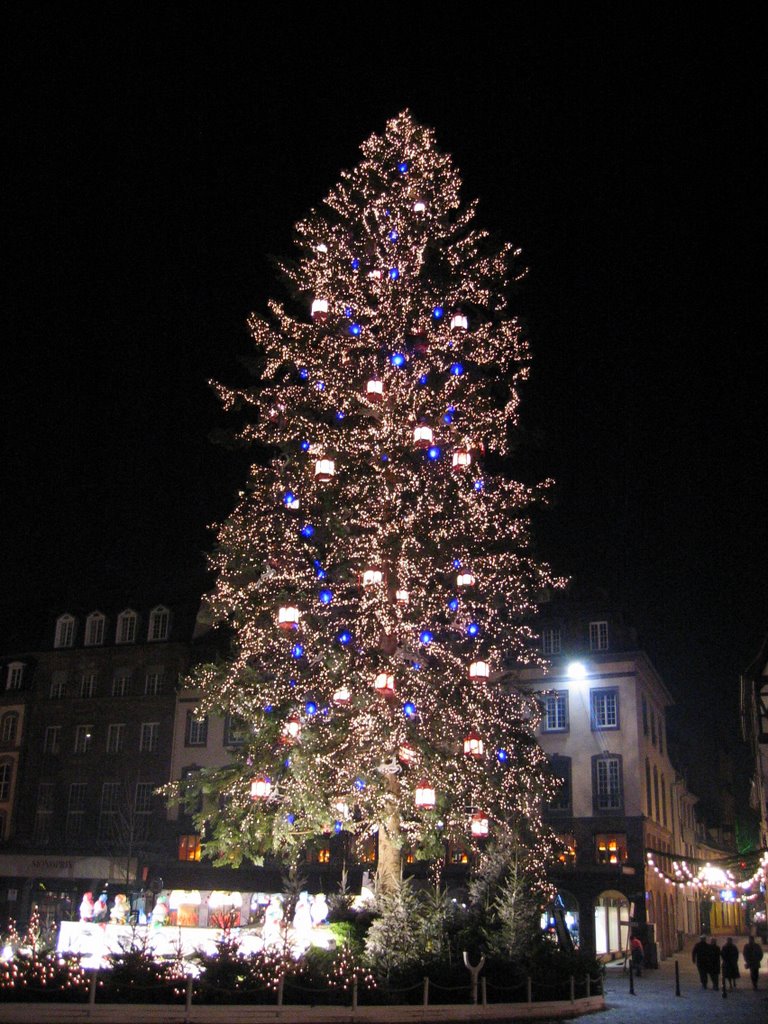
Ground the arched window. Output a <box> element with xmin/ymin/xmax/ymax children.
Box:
<box><xmin>0</xmin><ymin>713</ymin><xmax>18</xmax><ymax>745</ymax></box>
<box><xmin>148</xmin><ymin>605</ymin><xmax>170</xmax><ymax>642</ymax></box>
<box><xmin>84</xmin><ymin>612</ymin><xmax>105</xmax><ymax>647</ymax></box>
<box><xmin>54</xmin><ymin>614</ymin><xmax>76</xmax><ymax>649</ymax></box>
<box><xmin>116</xmin><ymin>610</ymin><xmax>137</xmax><ymax>645</ymax></box>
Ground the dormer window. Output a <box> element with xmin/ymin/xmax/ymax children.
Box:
<box><xmin>54</xmin><ymin>614</ymin><xmax>76</xmax><ymax>649</ymax></box>
<box><xmin>84</xmin><ymin>612</ymin><xmax>105</xmax><ymax>647</ymax></box>
<box><xmin>116</xmin><ymin>610</ymin><xmax>137</xmax><ymax>645</ymax></box>
<box><xmin>148</xmin><ymin>606</ymin><xmax>170</xmax><ymax>642</ymax></box>
<box><xmin>589</xmin><ymin>620</ymin><xmax>609</xmax><ymax>652</ymax></box>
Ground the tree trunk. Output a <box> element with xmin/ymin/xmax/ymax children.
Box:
<box><xmin>376</xmin><ymin>806</ymin><xmax>402</xmax><ymax>895</ymax></box>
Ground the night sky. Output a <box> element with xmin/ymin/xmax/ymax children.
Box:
<box><xmin>4</xmin><ymin>9</ymin><xmax>765</xmax><ymax>800</ymax></box>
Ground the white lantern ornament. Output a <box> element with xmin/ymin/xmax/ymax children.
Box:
<box><xmin>470</xmin><ymin>811</ymin><xmax>490</xmax><ymax>838</ymax></box>
<box><xmin>250</xmin><ymin>775</ymin><xmax>272</xmax><ymax>801</ymax></box>
<box><xmin>413</xmin><ymin>200</ymin><xmax>426</xmax><ymax>215</ymax></box>
<box><xmin>277</xmin><ymin>606</ymin><xmax>300</xmax><ymax>630</ymax></box>
<box><xmin>463</xmin><ymin>730</ymin><xmax>484</xmax><ymax>759</ymax></box>
<box><xmin>374</xmin><ymin>672</ymin><xmax>396</xmax><ymax>697</ymax></box>
<box><xmin>362</xmin><ymin>567</ymin><xmax>384</xmax><ymax>587</ymax></box>
<box><xmin>280</xmin><ymin>715</ymin><xmax>302</xmax><ymax>745</ymax></box>
<box><xmin>415</xmin><ymin>780</ymin><xmax>436</xmax><ymax>809</ymax></box>
<box><xmin>315</xmin><ymin>458</ymin><xmax>336</xmax><ymax>482</ymax></box>
<box><xmin>332</xmin><ymin>686</ymin><xmax>351</xmax><ymax>705</ymax></box>
<box><xmin>413</xmin><ymin>425</ymin><xmax>434</xmax><ymax>449</ymax></box>
<box><xmin>452</xmin><ymin>449</ymin><xmax>472</xmax><ymax>472</ymax></box>
<box><xmin>366</xmin><ymin>378</ymin><xmax>384</xmax><ymax>402</ymax></box>
<box><xmin>450</xmin><ymin>311</ymin><xmax>469</xmax><ymax>332</ymax></box>
<box><xmin>395</xmin><ymin>589</ymin><xmax>410</xmax><ymax>605</ymax></box>
<box><xmin>469</xmin><ymin>661</ymin><xmax>490</xmax><ymax>681</ymax></box>
<box><xmin>311</xmin><ymin>298</ymin><xmax>329</xmax><ymax>321</ymax></box>
<box><xmin>456</xmin><ymin>571</ymin><xmax>476</xmax><ymax>588</ymax></box>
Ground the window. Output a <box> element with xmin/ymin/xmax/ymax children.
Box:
<box><xmin>589</xmin><ymin>620</ymin><xmax>609</xmax><ymax>652</ymax></box>
<box><xmin>591</xmin><ymin>688</ymin><xmax>619</xmax><ymax>729</ymax></box>
<box><xmin>548</xmin><ymin>755</ymin><xmax>572</xmax><ymax>813</ymax></box>
<box><xmin>1</xmin><ymin>713</ymin><xmax>18</xmax><ymax>745</ymax></box>
<box><xmin>6</xmin><ymin>662</ymin><xmax>24</xmax><ymax>690</ymax></box>
<box><xmin>49</xmin><ymin>672</ymin><xmax>66</xmax><ymax>699</ymax></box>
<box><xmin>541</xmin><ymin>627</ymin><xmax>562</xmax><ymax>655</ymax></box>
<box><xmin>144</xmin><ymin>672</ymin><xmax>163</xmax><ymax>696</ymax></box>
<box><xmin>84</xmin><ymin>612</ymin><xmax>105</xmax><ymax>647</ymax></box>
<box><xmin>139</xmin><ymin>722</ymin><xmax>159</xmax><ymax>753</ymax></box>
<box><xmin>106</xmin><ymin>723</ymin><xmax>125</xmax><ymax>754</ymax></box>
<box><xmin>0</xmin><ymin>760</ymin><xmax>12</xmax><ymax>801</ymax></box>
<box><xmin>595</xmin><ymin>833</ymin><xmax>627</xmax><ymax>864</ymax></box>
<box><xmin>112</xmin><ymin>672</ymin><xmax>130</xmax><ymax>697</ymax></box>
<box><xmin>557</xmin><ymin>834</ymin><xmax>577</xmax><ymax>866</ymax></box>
<box><xmin>645</xmin><ymin>758</ymin><xmax>652</xmax><ymax>816</ymax></box>
<box><xmin>650</xmin><ymin>709</ymin><xmax>657</xmax><ymax>746</ymax></box>
<box><xmin>74</xmin><ymin>724</ymin><xmax>92</xmax><ymax>754</ymax></box>
<box><xmin>653</xmin><ymin>765</ymin><xmax>660</xmax><ymax>822</ymax></box>
<box><xmin>79</xmin><ymin>673</ymin><xmax>97</xmax><ymax>699</ymax></box>
<box><xmin>116</xmin><ymin>610</ymin><xmax>137</xmax><ymax>644</ymax></box>
<box><xmin>658</xmin><ymin>719</ymin><xmax>664</xmax><ymax>755</ymax></box>
<box><xmin>224</xmin><ymin>714</ymin><xmax>248</xmax><ymax>746</ymax></box>
<box><xmin>54</xmin><ymin>614</ymin><xmax>76</xmax><ymax>648</ymax></box>
<box><xmin>542</xmin><ymin>691</ymin><xmax>568</xmax><ymax>732</ymax></box>
<box><xmin>148</xmin><ymin>606</ymin><xmax>170</xmax><ymax>642</ymax></box>
<box><xmin>641</xmin><ymin>696</ymin><xmax>648</xmax><ymax>736</ymax></box>
<box><xmin>178</xmin><ymin>834</ymin><xmax>202</xmax><ymax>862</ymax></box>
<box><xmin>186</xmin><ymin>713</ymin><xmax>208</xmax><ymax>747</ymax></box>
<box><xmin>66</xmin><ymin>782</ymin><xmax>87</xmax><ymax>840</ymax></box>
<box><xmin>135</xmin><ymin>782</ymin><xmax>154</xmax><ymax>815</ymax></box>
<box><xmin>43</xmin><ymin>725</ymin><xmax>61</xmax><ymax>754</ymax></box>
<box><xmin>99</xmin><ymin>782</ymin><xmax>120</xmax><ymax>840</ymax></box>
<box><xmin>661</xmin><ymin>773</ymin><xmax>667</xmax><ymax>827</ymax></box>
<box><xmin>34</xmin><ymin>783</ymin><xmax>55</xmax><ymax>843</ymax></box>
<box><xmin>593</xmin><ymin>754</ymin><xmax>623</xmax><ymax>812</ymax></box>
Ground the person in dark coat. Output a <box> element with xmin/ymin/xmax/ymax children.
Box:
<box><xmin>720</xmin><ymin>937</ymin><xmax>740</xmax><ymax>989</ymax></box>
<box><xmin>707</xmin><ymin>937</ymin><xmax>721</xmax><ymax>990</ymax></box>
<box><xmin>630</xmin><ymin>934</ymin><xmax>644</xmax><ymax>976</ymax></box>
<box><xmin>743</xmin><ymin>936</ymin><xmax>764</xmax><ymax>990</ymax></box>
<box><xmin>692</xmin><ymin>935</ymin><xmax>711</xmax><ymax>988</ymax></box>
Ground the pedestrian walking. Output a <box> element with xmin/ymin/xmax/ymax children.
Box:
<box><xmin>721</xmin><ymin>936</ymin><xmax>740</xmax><ymax>990</ymax></box>
<box><xmin>630</xmin><ymin>934</ymin><xmax>644</xmax><ymax>977</ymax></box>
<box><xmin>692</xmin><ymin>934</ymin><xmax>711</xmax><ymax>988</ymax></box>
<box><xmin>707</xmin><ymin>937</ymin><xmax>721</xmax><ymax>991</ymax></box>
<box><xmin>743</xmin><ymin>935</ymin><xmax>764</xmax><ymax>990</ymax></box>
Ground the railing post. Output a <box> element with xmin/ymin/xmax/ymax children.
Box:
<box><xmin>586</xmin><ymin>973</ymin><xmax>591</xmax><ymax>998</ymax></box>
<box><xmin>423</xmin><ymin>977</ymin><xmax>429</xmax><ymax>1006</ymax></box>
<box><xmin>352</xmin><ymin>975</ymin><xmax>358</xmax><ymax>1010</ymax></box>
<box><xmin>675</xmin><ymin>959</ymin><xmax>680</xmax><ymax>997</ymax></box>
<box><xmin>570</xmin><ymin>975</ymin><xmax>575</xmax><ymax>1003</ymax></box>
<box><xmin>526</xmin><ymin>975</ymin><xmax>532</xmax><ymax>1004</ymax></box>
<box><xmin>277</xmin><ymin>974</ymin><xmax>284</xmax><ymax>1006</ymax></box>
<box><xmin>184</xmin><ymin>974</ymin><xmax>193</xmax><ymax>1023</ymax></box>
<box><xmin>481</xmin><ymin>976</ymin><xmax>487</xmax><ymax>1006</ymax></box>
<box><xmin>87</xmin><ymin>969</ymin><xmax>98</xmax><ymax>1016</ymax></box>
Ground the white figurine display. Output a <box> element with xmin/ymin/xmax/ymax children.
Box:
<box><xmin>262</xmin><ymin>895</ymin><xmax>284</xmax><ymax>948</ymax></box>
<box><xmin>310</xmin><ymin>893</ymin><xmax>328</xmax><ymax>927</ymax></box>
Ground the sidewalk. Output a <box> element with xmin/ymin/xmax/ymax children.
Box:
<box><xmin>593</xmin><ymin>938</ymin><xmax>767</xmax><ymax>1023</ymax></box>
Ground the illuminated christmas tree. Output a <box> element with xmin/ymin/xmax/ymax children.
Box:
<box><xmin>190</xmin><ymin>111</ymin><xmax>562</xmax><ymax>895</ymax></box>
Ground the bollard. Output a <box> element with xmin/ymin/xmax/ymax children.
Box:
<box><xmin>184</xmin><ymin>975</ymin><xmax>193</xmax><ymax>1024</ymax></box>
<box><xmin>423</xmin><ymin>977</ymin><xmax>429</xmax><ymax>1007</ymax></box>
<box><xmin>675</xmin><ymin>959</ymin><xmax>680</xmax><ymax>997</ymax></box>
<box><xmin>481</xmin><ymin>976</ymin><xmax>487</xmax><ymax>1006</ymax></box>
<box><xmin>629</xmin><ymin>959</ymin><xmax>635</xmax><ymax>995</ymax></box>
<box><xmin>526</xmin><ymin>975</ymin><xmax>532</xmax><ymax>1004</ymax></box>
<box><xmin>352</xmin><ymin>975</ymin><xmax>358</xmax><ymax>1010</ymax></box>
<box><xmin>463</xmin><ymin>951</ymin><xmax>485</xmax><ymax>1006</ymax></box>
<box><xmin>570</xmin><ymin>975</ymin><xmax>575</xmax><ymax>1003</ymax></box>
<box><xmin>277</xmin><ymin>974</ymin><xmax>284</xmax><ymax>1006</ymax></box>
<box><xmin>586</xmin><ymin>973</ymin><xmax>591</xmax><ymax>998</ymax></box>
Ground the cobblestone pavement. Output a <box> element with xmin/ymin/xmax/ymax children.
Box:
<box><xmin>589</xmin><ymin>938</ymin><xmax>768</xmax><ymax>1023</ymax></box>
